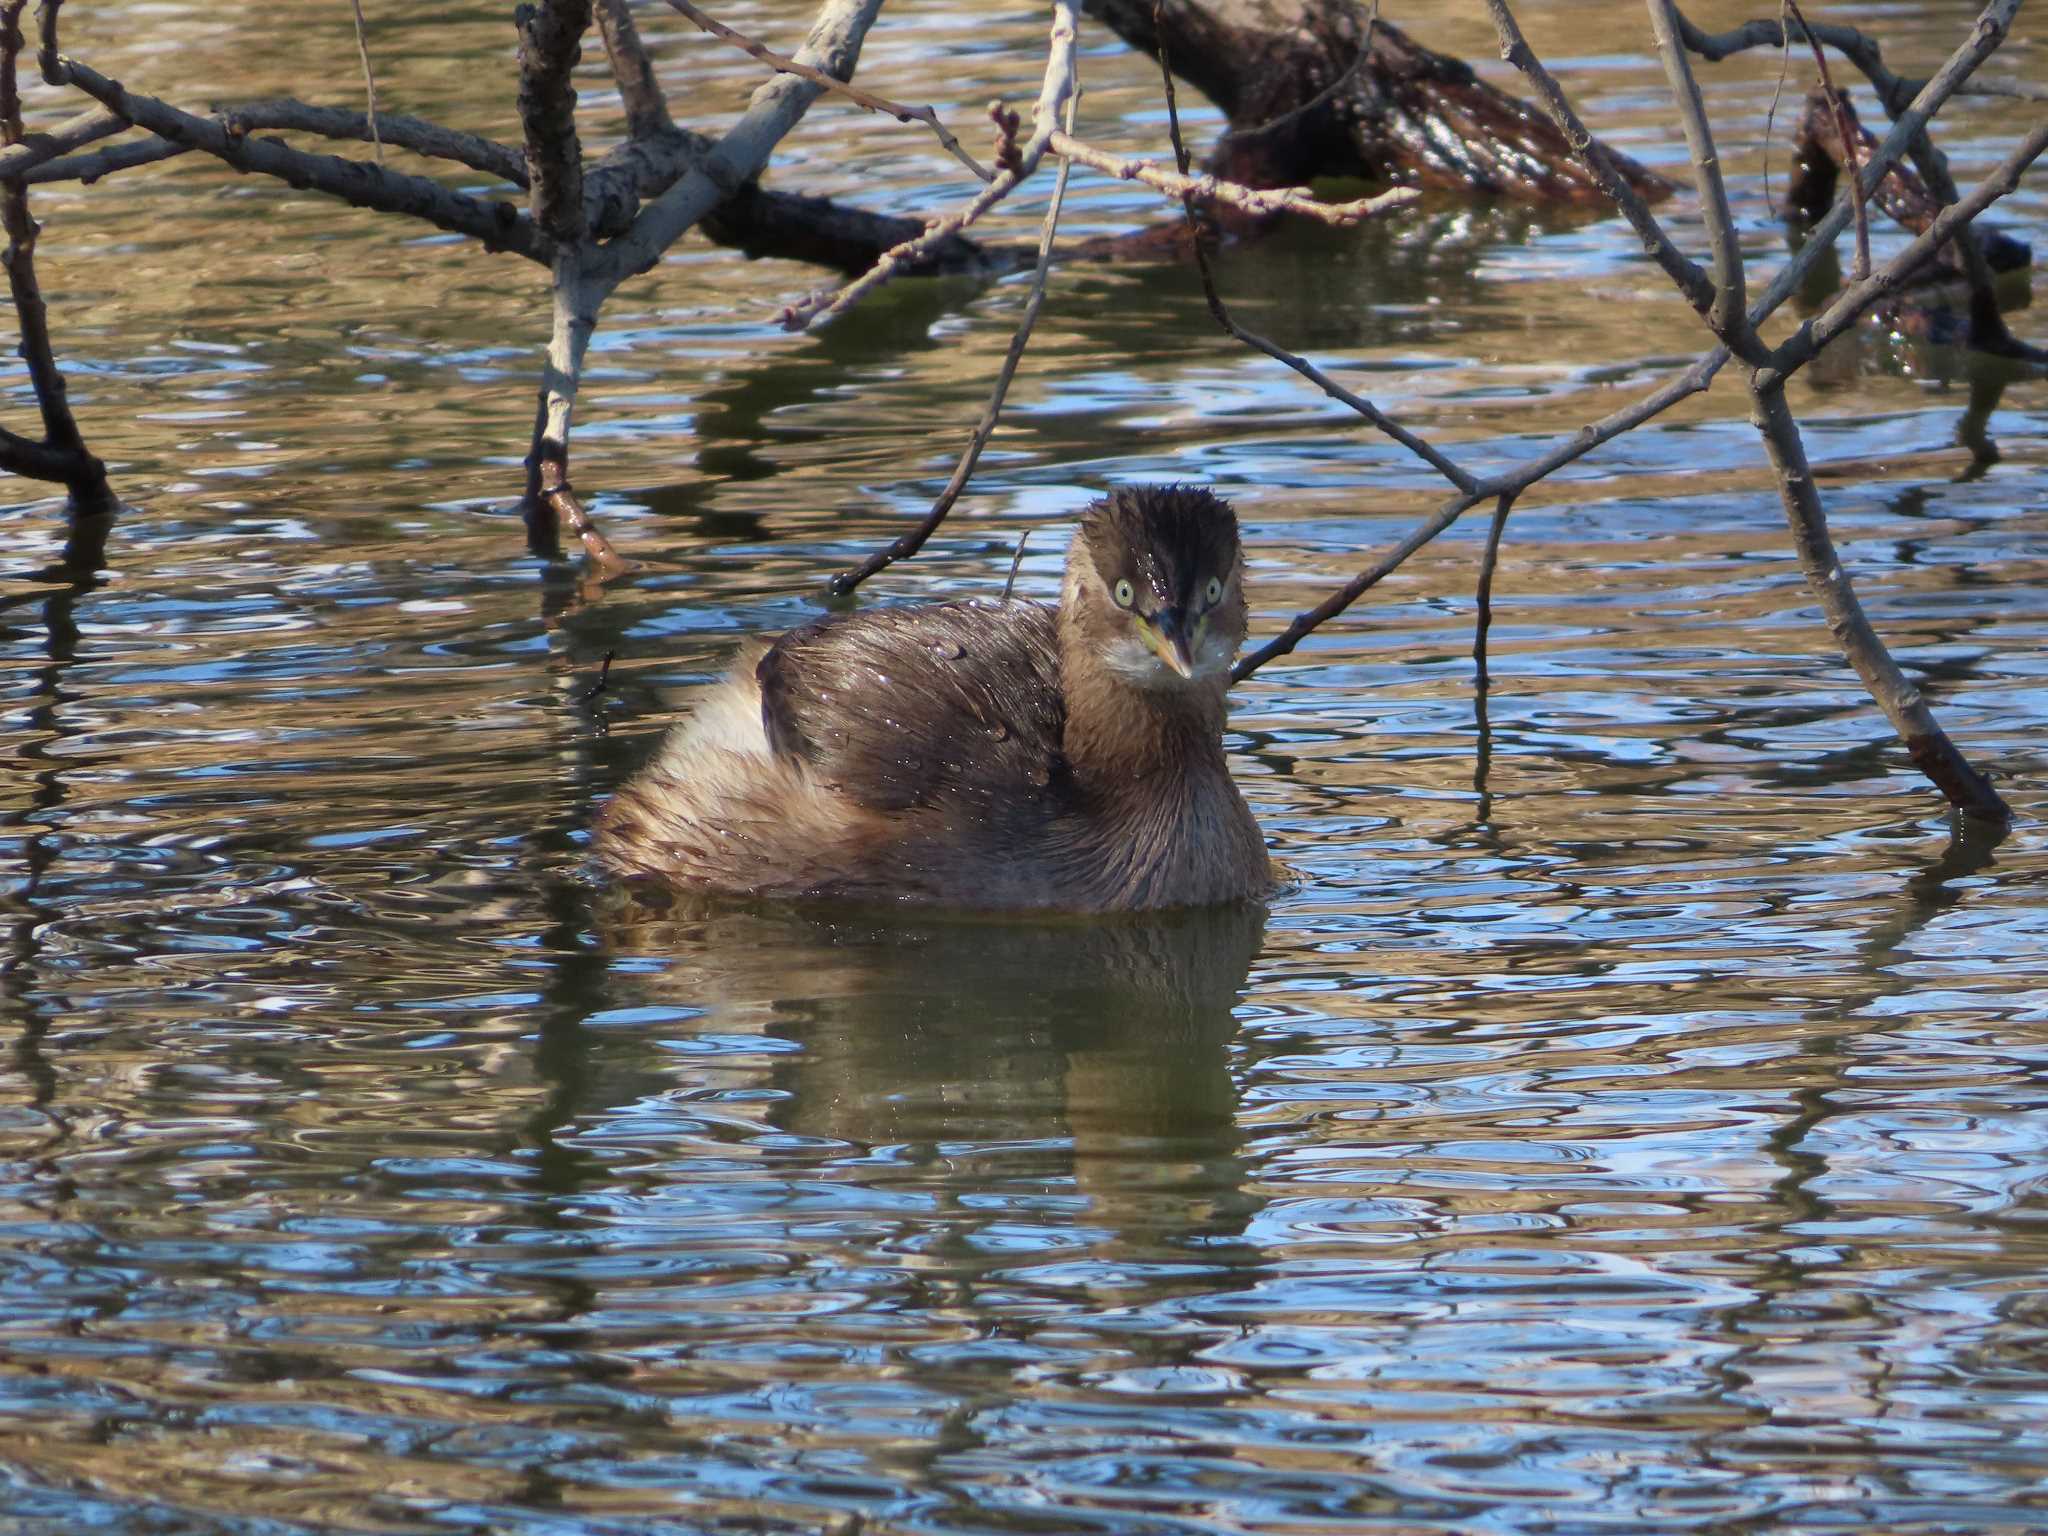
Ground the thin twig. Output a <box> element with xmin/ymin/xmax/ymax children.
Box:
<box><xmin>1472</xmin><ymin>491</ymin><xmax>1515</xmax><ymax>685</ymax></box>
<box><xmin>1646</xmin><ymin>0</ymin><xmax>1750</xmax><ymax>346</ymax></box>
<box><xmin>1485</xmin><ymin>0</ymin><xmax>1722</xmax><ymax>328</ymax></box>
<box><xmin>1002</xmin><ymin>527</ymin><xmax>1036</xmax><ymax>601</ymax></box>
<box><xmin>781</xmin><ymin>4</ymin><xmax>1076</xmax><ymax>331</ymax></box>
<box><xmin>348</xmin><ymin>0</ymin><xmax>381</xmax><ymax>165</ymax></box>
<box><xmin>1046</xmin><ymin>129</ymin><xmax>1416</xmax><ymax>227</ymax></box>
<box><xmin>1152</xmin><ymin>5</ymin><xmax>1472</xmax><ymax>495</ymax></box>
<box><xmin>1762</xmin><ymin>0</ymin><xmax>1792</xmax><ymax>211</ymax></box>
<box><xmin>827</xmin><ymin>50</ymin><xmax>1080</xmax><ymax>594</ymax></box>
<box><xmin>1234</xmin><ymin>348</ymin><xmax>1727</xmax><ymax>682</ymax></box>
<box><xmin>661</xmin><ymin>0</ymin><xmax>991</xmax><ymax>183</ymax></box>
<box><xmin>1783</xmin><ymin>0</ymin><xmax>1867</xmax><ymax>278</ymax></box>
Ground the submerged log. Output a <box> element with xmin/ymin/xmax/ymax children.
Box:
<box><xmin>1082</xmin><ymin>0</ymin><xmax>1672</xmax><ymax>203</ymax></box>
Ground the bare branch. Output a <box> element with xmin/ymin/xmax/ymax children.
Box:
<box><xmin>44</xmin><ymin>52</ymin><xmax>544</xmax><ymax>259</ymax></box>
<box><xmin>22</xmin><ymin>133</ymin><xmax>181</xmax><ymax>183</ymax></box>
<box><xmin>218</xmin><ymin>99</ymin><xmax>524</xmax><ymax>184</ymax></box>
<box><xmin>1646</xmin><ymin>0</ymin><xmax>1750</xmax><ymax>346</ymax></box>
<box><xmin>660</xmin><ymin>0</ymin><xmax>991</xmax><ymax>183</ymax></box>
<box><xmin>778</xmin><ymin>3</ymin><xmax>1075</xmax><ymax>330</ymax></box>
<box><xmin>1484</xmin><ymin>0</ymin><xmax>1716</xmax><ymax>320</ymax></box>
<box><xmin>0</xmin><ymin>0</ymin><xmax>111</xmax><ymax>514</ymax></box>
<box><xmin>592</xmin><ymin>0</ymin><xmax>887</xmax><ymax>289</ymax></box>
<box><xmin>1152</xmin><ymin>17</ymin><xmax>1471</xmax><ymax>497</ymax></box>
<box><xmin>1234</xmin><ymin>349</ymin><xmax>1726</xmax><ymax>680</ymax></box>
<box><xmin>596</xmin><ymin>0</ymin><xmax>672</xmax><ymax>140</ymax></box>
<box><xmin>1749</xmin><ymin>380</ymin><xmax>2005</xmax><ymax>821</ymax></box>
<box><xmin>516</xmin><ymin>0</ymin><xmax>591</xmax><ymax>246</ymax></box>
<box><xmin>828</xmin><ymin>82</ymin><xmax>1081</xmax><ymax>596</ymax></box>
<box><xmin>1772</xmin><ymin>116</ymin><xmax>2048</xmax><ymax>375</ymax></box>
<box><xmin>0</xmin><ymin>103</ymin><xmax>117</xmax><ymax>176</ymax></box>
<box><xmin>1473</xmin><ymin>491</ymin><xmax>1515</xmax><ymax>685</ymax></box>
<box><xmin>1046</xmin><ymin>129</ymin><xmax>1418</xmax><ymax>227</ymax></box>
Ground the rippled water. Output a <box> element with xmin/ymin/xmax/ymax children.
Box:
<box><xmin>6</xmin><ymin>2</ymin><xmax>2048</xmax><ymax>1531</ymax></box>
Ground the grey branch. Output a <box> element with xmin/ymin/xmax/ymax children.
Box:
<box><xmin>596</xmin><ymin>0</ymin><xmax>673</xmax><ymax>140</ymax></box>
<box><xmin>1484</xmin><ymin>0</ymin><xmax>1716</xmax><ymax>321</ymax></box>
<box><xmin>780</xmin><ymin>1</ymin><xmax>1076</xmax><ymax>330</ymax></box>
<box><xmin>1047</xmin><ymin>130</ymin><xmax>1419</xmax><ymax>226</ymax></box>
<box><xmin>44</xmin><ymin>52</ymin><xmax>543</xmax><ymax>259</ymax></box>
<box><xmin>661</xmin><ymin>0</ymin><xmax>991</xmax><ymax>183</ymax></box>
<box><xmin>829</xmin><ymin>82</ymin><xmax>1082</xmax><ymax>596</ymax></box>
<box><xmin>594</xmin><ymin>0</ymin><xmax>887</xmax><ymax>289</ymax></box>
<box><xmin>1646</xmin><ymin>0</ymin><xmax>1750</xmax><ymax>345</ymax></box>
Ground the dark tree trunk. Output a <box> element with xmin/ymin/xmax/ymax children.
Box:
<box><xmin>1082</xmin><ymin>0</ymin><xmax>1671</xmax><ymax>203</ymax></box>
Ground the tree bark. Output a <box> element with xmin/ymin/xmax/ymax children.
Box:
<box><xmin>1083</xmin><ymin>0</ymin><xmax>1670</xmax><ymax>203</ymax></box>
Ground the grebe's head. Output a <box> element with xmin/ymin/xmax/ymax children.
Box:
<box><xmin>1064</xmin><ymin>485</ymin><xmax>1246</xmax><ymax>691</ymax></box>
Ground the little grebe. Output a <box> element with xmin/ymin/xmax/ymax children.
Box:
<box><xmin>595</xmin><ymin>485</ymin><xmax>1274</xmax><ymax>910</ymax></box>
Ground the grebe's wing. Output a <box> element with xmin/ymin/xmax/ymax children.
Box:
<box><xmin>757</xmin><ymin>601</ymin><xmax>1065</xmax><ymax>813</ymax></box>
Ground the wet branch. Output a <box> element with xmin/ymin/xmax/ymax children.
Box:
<box><xmin>1647</xmin><ymin>0</ymin><xmax>2012</xmax><ymax>822</ymax></box>
<box><xmin>0</xmin><ymin>0</ymin><xmax>110</xmax><ymax>517</ymax></box>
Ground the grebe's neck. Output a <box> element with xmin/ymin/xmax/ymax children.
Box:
<box><xmin>1057</xmin><ymin>626</ymin><xmax>1231</xmax><ymax>792</ymax></box>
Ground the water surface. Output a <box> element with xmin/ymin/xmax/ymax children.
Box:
<box><xmin>5</xmin><ymin>2</ymin><xmax>2048</xmax><ymax>1531</ymax></box>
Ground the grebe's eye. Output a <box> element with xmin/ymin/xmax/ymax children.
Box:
<box><xmin>1113</xmin><ymin>578</ymin><xmax>1135</xmax><ymax>608</ymax></box>
<box><xmin>1204</xmin><ymin>575</ymin><xmax>1223</xmax><ymax>606</ymax></box>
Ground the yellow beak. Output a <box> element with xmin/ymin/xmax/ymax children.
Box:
<box><xmin>1139</xmin><ymin>608</ymin><xmax>1197</xmax><ymax>679</ymax></box>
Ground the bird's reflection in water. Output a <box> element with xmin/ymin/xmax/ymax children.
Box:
<box><xmin>600</xmin><ymin>889</ymin><xmax>1270</xmax><ymax>1278</ymax></box>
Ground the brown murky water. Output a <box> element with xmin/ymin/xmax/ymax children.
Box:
<box><xmin>5</xmin><ymin>2</ymin><xmax>2048</xmax><ymax>1531</ymax></box>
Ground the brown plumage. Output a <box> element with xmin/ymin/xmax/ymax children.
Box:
<box><xmin>594</xmin><ymin>485</ymin><xmax>1275</xmax><ymax>910</ymax></box>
